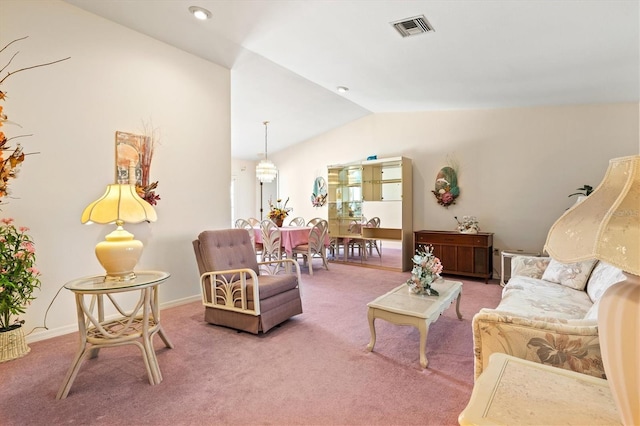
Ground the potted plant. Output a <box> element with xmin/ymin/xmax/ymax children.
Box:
<box><xmin>0</xmin><ymin>218</ymin><xmax>41</xmax><ymax>362</ymax></box>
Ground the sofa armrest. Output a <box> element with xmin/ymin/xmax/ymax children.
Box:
<box><xmin>472</xmin><ymin>309</ymin><xmax>604</xmax><ymax>381</ymax></box>
<box><xmin>510</xmin><ymin>256</ymin><xmax>551</xmax><ymax>279</ymax></box>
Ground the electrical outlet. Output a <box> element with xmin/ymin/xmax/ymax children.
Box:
<box><xmin>493</xmin><ymin>248</ymin><xmax>500</xmax><ymax>255</ymax></box>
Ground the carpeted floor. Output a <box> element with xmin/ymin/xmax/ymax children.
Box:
<box><xmin>0</xmin><ymin>261</ymin><xmax>502</xmax><ymax>425</ymax></box>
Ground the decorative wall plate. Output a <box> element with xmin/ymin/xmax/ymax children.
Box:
<box><xmin>432</xmin><ymin>166</ymin><xmax>459</xmax><ymax>207</ymax></box>
<box><xmin>311</xmin><ymin>176</ymin><xmax>327</xmax><ymax>207</ymax></box>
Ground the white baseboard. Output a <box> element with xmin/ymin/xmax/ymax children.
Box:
<box><xmin>26</xmin><ymin>294</ymin><xmax>201</xmax><ymax>343</ymax></box>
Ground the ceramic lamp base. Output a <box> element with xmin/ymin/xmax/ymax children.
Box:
<box><xmin>95</xmin><ymin>225</ymin><xmax>143</xmax><ymax>281</ymax></box>
<box><xmin>598</xmin><ymin>275</ymin><xmax>640</xmax><ymax>426</ymax></box>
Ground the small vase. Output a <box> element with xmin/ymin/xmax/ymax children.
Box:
<box><xmin>0</xmin><ymin>325</ymin><xmax>30</xmax><ymax>363</ymax></box>
<box><xmin>275</xmin><ymin>218</ymin><xmax>284</xmax><ymax>227</ymax></box>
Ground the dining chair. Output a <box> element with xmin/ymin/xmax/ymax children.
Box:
<box><xmin>247</xmin><ymin>217</ymin><xmax>260</xmax><ymax>227</ymax></box>
<box><xmin>306</xmin><ymin>217</ymin><xmax>323</xmax><ymax>226</ymax></box>
<box><xmin>288</xmin><ymin>216</ymin><xmax>306</xmax><ymax>227</ymax></box>
<box><xmin>235</xmin><ymin>218</ymin><xmax>260</xmax><ymax>256</ymax></box>
<box><xmin>260</xmin><ymin>219</ymin><xmax>283</xmax><ymax>262</ymax></box>
<box><xmin>347</xmin><ymin>221</ymin><xmax>367</xmax><ymax>259</ymax></box>
<box><xmin>365</xmin><ymin>217</ymin><xmax>381</xmax><ymax>258</ymax></box>
<box><xmin>292</xmin><ymin>219</ymin><xmax>329</xmax><ymax>275</ymax></box>
<box><xmin>328</xmin><ymin>234</ymin><xmax>344</xmax><ymax>259</ymax></box>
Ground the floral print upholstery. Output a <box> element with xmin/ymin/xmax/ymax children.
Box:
<box><xmin>500</xmin><ymin>276</ymin><xmax>593</xmax><ymax>320</ymax></box>
<box><xmin>510</xmin><ymin>256</ymin><xmax>551</xmax><ymax>279</ymax></box>
<box><xmin>472</xmin><ymin>256</ymin><xmax>623</xmax><ymax>381</ymax></box>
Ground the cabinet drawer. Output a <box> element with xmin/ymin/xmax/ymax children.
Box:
<box><xmin>415</xmin><ymin>232</ymin><xmax>491</xmax><ymax>247</ymax></box>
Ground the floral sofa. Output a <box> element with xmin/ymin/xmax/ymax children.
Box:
<box><xmin>472</xmin><ymin>255</ymin><xmax>626</xmax><ymax>380</ymax></box>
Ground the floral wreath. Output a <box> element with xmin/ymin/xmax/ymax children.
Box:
<box><xmin>432</xmin><ymin>165</ymin><xmax>460</xmax><ymax>208</ymax></box>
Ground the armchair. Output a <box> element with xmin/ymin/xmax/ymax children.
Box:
<box><xmin>193</xmin><ymin>229</ymin><xmax>303</xmax><ymax>334</ymax></box>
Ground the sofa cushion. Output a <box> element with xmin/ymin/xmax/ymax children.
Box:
<box><xmin>541</xmin><ymin>258</ymin><xmax>597</xmax><ymax>291</ymax></box>
<box><xmin>586</xmin><ymin>261</ymin><xmax>627</xmax><ymax>304</ymax></box>
<box><xmin>511</xmin><ymin>256</ymin><xmax>551</xmax><ymax>279</ymax></box>
<box><xmin>501</xmin><ymin>276</ymin><xmax>593</xmax><ymax>320</ymax></box>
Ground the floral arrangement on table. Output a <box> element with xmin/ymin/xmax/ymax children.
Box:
<box><xmin>267</xmin><ymin>197</ymin><xmax>292</xmax><ymax>225</ymax></box>
<box><xmin>406</xmin><ymin>245</ymin><xmax>442</xmax><ymax>296</ymax></box>
<box><xmin>0</xmin><ymin>218</ymin><xmax>41</xmax><ymax>331</ymax></box>
<box><xmin>455</xmin><ymin>216</ymin><xmax>479</xmax><ymax>234</ymax></box>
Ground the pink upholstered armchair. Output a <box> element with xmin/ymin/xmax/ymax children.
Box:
<box><xmin>193</xmin><ymin>229</ymin><xmax>303</xmax><ymax>334</ymax></box>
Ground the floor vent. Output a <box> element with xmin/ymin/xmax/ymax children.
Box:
<box><xmin>390</xmin><ymin>15</ymin><xmax>434</xmax><ymax>38</ymax></box>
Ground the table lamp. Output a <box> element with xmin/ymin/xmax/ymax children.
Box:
<box><xmin>81</xmin><ymin>183</ymin><xmax>157</xmax><ymax>281</ymax></box>
<box><xmin>544</xmin><ymin>155</ymin><xmax>639</xmax><ymax>426</ymax></box>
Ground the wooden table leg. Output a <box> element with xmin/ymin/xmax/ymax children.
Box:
<box><xmin>455</xmin><ymin>292</ymin><xmax>463</xmax><ymax>320</ymax></box>
<box><xmin>418</xmin><ymin>320</ymin><xmax>429</xmax><ymax>368</ymax></box>
<box><xmin>366</xmin><ymin>308</ymin><xmax>376</xmax><ymax>351</ymax></box>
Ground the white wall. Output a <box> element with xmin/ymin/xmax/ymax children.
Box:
<box><xmin>271</xmin><ymin>104</ymin><xmax>639</xmax><ymax>268</ymax></box>
<box><xmin>1</xmin><ymin>0</ymin><xmax>231</xmax><ymax>341</ymax></box>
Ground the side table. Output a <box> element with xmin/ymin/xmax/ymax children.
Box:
<box><xmin>56</xmin><ymin>271</ymin><xmax>173</xmax><ymax>399</ymax></box>
<box><xmin>458</xmin><ymin>353</ymin><xmax>621</xmax><ymax>425</ymax></box>
<box><xmin>500</xmin><ymin>250</ymin><xmax>540</xmax><ymax>287</ymax></box>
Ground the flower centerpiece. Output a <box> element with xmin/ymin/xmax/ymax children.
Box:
<box><xmin>455</xmin><ymin>216</ymin><xmax>479</xmax><ymax>234</ymax></box>
<box><xmin>406</xmin><ymin>245</ymin><xmax>442</xmax><ymax>296</ymax></box>
<box><xmin>267</xmin><ymin>197</ymin><xmax>292</xmax><ymax>227</ymax></box>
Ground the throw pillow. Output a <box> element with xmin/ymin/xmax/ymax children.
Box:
<box><xmin>541</xmin><ymin>258</ymin><xmax>597</xmax><ymax>291</ymax></box>
<box><xmin>510</xmin><ymin>256</ymin><xmax>551</xmax><ymax>280</ymax></box>
<box><xmin>586</xmin><ymin>261</ymin><xmax>627</xmax><ymax>303</ymax></box>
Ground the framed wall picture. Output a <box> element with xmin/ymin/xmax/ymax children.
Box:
<box><xmin>115</xmin><ymin>131</ymin><xmax>143</xmax><ymax>185</ymax></box>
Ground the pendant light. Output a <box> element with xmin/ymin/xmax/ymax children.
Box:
<box><xmin>256</xmin><ymin>121</ymin><xmax>278</xmax><ymax>183</ymax></box>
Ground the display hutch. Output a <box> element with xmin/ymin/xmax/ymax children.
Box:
<box><xmin>328</xmin><ymin>156</ymin><xmax>413</xmax><ymax>271</ymax></box>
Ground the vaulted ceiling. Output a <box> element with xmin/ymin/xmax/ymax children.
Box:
<box><xmin>64</xmin><ymin>0</ymin><xmax>640</xmax><ymax>159</ymax></box>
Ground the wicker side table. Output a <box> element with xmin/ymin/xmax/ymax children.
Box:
<box><xmin>56</xmin><ymin>271</ymin><xmax>173</xmax><ymax>399</ymax></box>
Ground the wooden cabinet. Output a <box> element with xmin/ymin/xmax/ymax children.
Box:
<box><xmin>414</xmin><ymin>230</ymin><xmax>494</xmax><ymax>282</ymax></box>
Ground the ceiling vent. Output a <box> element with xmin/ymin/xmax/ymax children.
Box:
<box><xmin>391</xmin><ymin>15</ymin><xmax>434</xmax><ymax>38</ymax></box>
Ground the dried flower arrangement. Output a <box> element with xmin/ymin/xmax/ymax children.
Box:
<box><xmin>0</xmin><ymin>36</ymin><xmax>69</xmax><ymax>206</ymax></box>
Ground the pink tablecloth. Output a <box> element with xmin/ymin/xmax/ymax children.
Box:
<box><xmin>254</xmin><ymin>226</ymin><xmax>328</xmax><ymax>256</ymax></box>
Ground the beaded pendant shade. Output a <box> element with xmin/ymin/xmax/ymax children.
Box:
<box><xmin>256</xmin><ymin>121</ymin><xmax>277</xmax><ymax>183</ymax></box>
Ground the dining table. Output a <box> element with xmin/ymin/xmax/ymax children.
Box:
<box><xmin>254</xmin><ymin>226</ymin><xmax>329</xmax><ymax>257</ymax></box>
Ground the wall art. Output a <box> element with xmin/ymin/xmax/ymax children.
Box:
<box><xmin>311</xmin><ymin>176</ymin><xmax>327</xmax><ymax>207</ymax></box>
<box><xmin>115</xmin><ymin>131</ymin><xmax>144</xmax><ymax>185</ymax></box>
<box><xmin>432</xmin><ymin>166</ymin><xmax>460</xmax><ymax>207</ymax></box>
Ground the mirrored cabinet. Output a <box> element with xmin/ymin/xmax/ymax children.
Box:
<box><xmin>327</xmin><ymin>157</ymin><xmax>413</xmax><ymax>271</ymax></box>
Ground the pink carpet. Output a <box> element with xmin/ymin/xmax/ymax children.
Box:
<box><xmin>0</xmin><ymin>262</ymin><xmax>502</xmax><ymax>425</ymax></box>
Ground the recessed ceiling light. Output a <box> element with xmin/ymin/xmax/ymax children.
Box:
<box><xmin>337</xmin><ymin>86</ymin><xmax>349</xmax><ymax>93</ymax></box>
<box><xmin>189</xmin><ymin>6</ymin><xmax>212</xmax><ymax>20</ymax></box>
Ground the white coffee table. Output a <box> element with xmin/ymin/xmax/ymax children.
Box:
<box><xmin>366</xmin><ymin>280</ymin><xmax>463</xmax><ymax>368</ymax></box>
